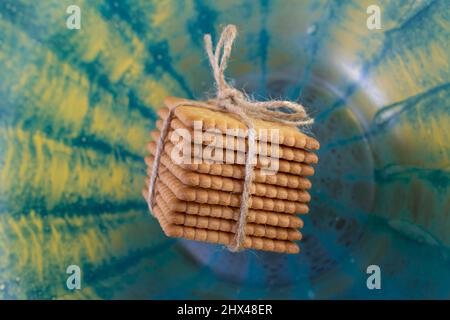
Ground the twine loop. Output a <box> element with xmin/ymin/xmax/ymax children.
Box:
<box><xmin>216</xmin><ymin>87</ymin><xmax>245</xmax><ymax>106</ymax></box>
<box><xmin>147</xmin><ymin>24</ymin><xmax>313</xmax><ymax>252</ymax></box>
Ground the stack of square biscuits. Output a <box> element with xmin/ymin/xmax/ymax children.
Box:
<box><xmin>143</xmin><ymin>97</ymin><xmax>320</xmax><ymax>254</ymax></box>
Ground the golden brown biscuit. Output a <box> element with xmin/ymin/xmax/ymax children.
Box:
<box><xmin>155</xmin><ymin>193</ymin><xmax>301</xmax><ymax>241</ymax></box>
<box><xmin>146</xmin><ymin>165</ymin><xmax>311</xmax><ymax>208</ymax></box>
<box><xmin>153</xmin><ymin>201</ymin><xmax>300</xmax><ymax>254</ymax></box>
<box><xmin>164</xmin><ymin>96</ymin><xmax>320</xmax><ymax>150</ymax></box>
<box><xmin>145</xmin><ymin>167</ymin><xmax>309</xmax><ymax>214</ymax></box>
<box><xmin>147</xmin><ymin>140</ymin><xmax>315</xmax><ymax>176</ymax></box>
<box><xmin>155</xmin><ymin>115</ymin><xmax>319</xmax><ymax>164</ymax></box>
<box><xmin>146</xmin><ymin>156</ymin><xmax>311</xmax><ymax>201</ymax></box>
<box><xmin>145</xmin><ymin>153</ymin><xmax>312</xmax><ymax>190</ymax></box>
<box><xmin>143</xmin><ymin>183</ymin><xmax>304</xmax><ymax>228</ymax></box>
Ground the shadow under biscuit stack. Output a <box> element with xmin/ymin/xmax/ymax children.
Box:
<box><xmin>143</xmin><ymin>97</ymin><xmax>320</xmax><ymax>254</ymax></box>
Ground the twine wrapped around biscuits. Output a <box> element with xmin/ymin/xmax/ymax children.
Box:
<box><xmin>147</xmin><ymin>24</ymin><xmax>313</xmax><ymax>252</ymax></box>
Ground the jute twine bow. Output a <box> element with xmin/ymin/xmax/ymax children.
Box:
<box><xmin>147</xmin><ymin>24</ymin><xmax>313</xmax><ymax>252</ymax></box>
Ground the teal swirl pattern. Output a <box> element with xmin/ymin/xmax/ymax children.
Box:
<box><xmin>0</xmin><ymin>0</ymin><xmax>449</xmax><ymax>299</ymax></box>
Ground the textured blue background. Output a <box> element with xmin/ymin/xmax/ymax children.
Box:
<box><xmin>0</xmin><ymin>0</ymin><xmax>449</xmax><ymax>299</ymax></box>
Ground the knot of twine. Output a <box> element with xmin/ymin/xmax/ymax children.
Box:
<box><xmin>147</xmin><ymin>24</ymin><xmax>313</xmax><ymax>252</ymax></box>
